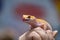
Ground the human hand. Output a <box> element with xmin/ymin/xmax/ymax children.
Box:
<box><xmin>19</xmin><ymin>27</ymin><xmax>58</xmax><ymax>40</ymax></box>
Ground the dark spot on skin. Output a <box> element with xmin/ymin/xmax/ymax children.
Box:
<box><xmin>27</xmin><ymin>16</ymin><xmax>31</xmax><ymax>18</ymax></box>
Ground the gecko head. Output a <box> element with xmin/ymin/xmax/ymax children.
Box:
<box><xmin>22</xmin><ymin>15</ymin><xmax>36</xmax><ymax>23</ymax></box>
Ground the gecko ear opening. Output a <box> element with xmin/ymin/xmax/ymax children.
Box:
<box><xmin>53</xmin><ymin>30</ymin><xmax>58</xmax><ymax>38</ymax></box>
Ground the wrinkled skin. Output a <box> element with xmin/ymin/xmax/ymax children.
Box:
<box><xmin>19</xmin><ymin>27</ymin><xmax>58</xmax><ymax>40</ymax></box>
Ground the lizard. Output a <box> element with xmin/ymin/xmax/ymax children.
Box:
<box><xmin>22</xmin><ymin>14</ymin><xmax>52</xmax><ymax>31</ymax></box>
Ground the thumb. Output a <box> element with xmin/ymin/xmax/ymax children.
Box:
<box><xmin>53</xmin><ymin>30</ymin><xmax>58</xmax><ymax>38</ymax></box>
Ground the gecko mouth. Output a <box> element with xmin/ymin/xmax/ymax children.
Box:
<box><xmin>23</xmin><ymin>19</ymin><xmax>29</xmax><ymax>21</ymax></box>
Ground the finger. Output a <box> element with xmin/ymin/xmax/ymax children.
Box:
<box><xmin>33</xmin><ymin>27</ymin><xmax>48</xmax><ymax>40</ymax></box>
<box><xmin>19</xmin><ymin>32</ymin><xmax>28</xmax><ymax>40</ymax></box>
<box><xmin>28</xmin><ymin>31</ymin><xmax>42</xmax><ymax>40</ymax></box>
<box><xmin>53</xmin><ymin>30</ymin><xmax>58</xmax><ymax>37</ymax></box>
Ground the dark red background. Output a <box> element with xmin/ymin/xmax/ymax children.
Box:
<box><xmin>15</xmin><ymin>3</ymin><xmax>46</xmax><ymax>19</ymax></box>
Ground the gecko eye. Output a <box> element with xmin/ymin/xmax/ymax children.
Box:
<box><xmin>27</xmin><ymin>16</ymin><xmax>31</xmax><ymax>18</ymax></box>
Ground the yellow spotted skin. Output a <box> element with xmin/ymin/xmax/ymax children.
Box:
<box><xmin>36</xmin><ymin>19</ymin><xmax>48</xmax><ymax>24</ymax></box>
<box><xmin>23</xmin><ymin>15</ymin><xmax>52</xmax><ymax>31</ymax></box>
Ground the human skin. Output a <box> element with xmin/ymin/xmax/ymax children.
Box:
<box><xmin>19</xmin><ymin>27</ymin><xmax>57</xmax><ymax>40</ymax></box>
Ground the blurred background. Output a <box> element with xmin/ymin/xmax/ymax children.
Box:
<box><xmin>0</xmin><ymin>0</ymin><xmax>60</xmax><ymax>40</ymax></box>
